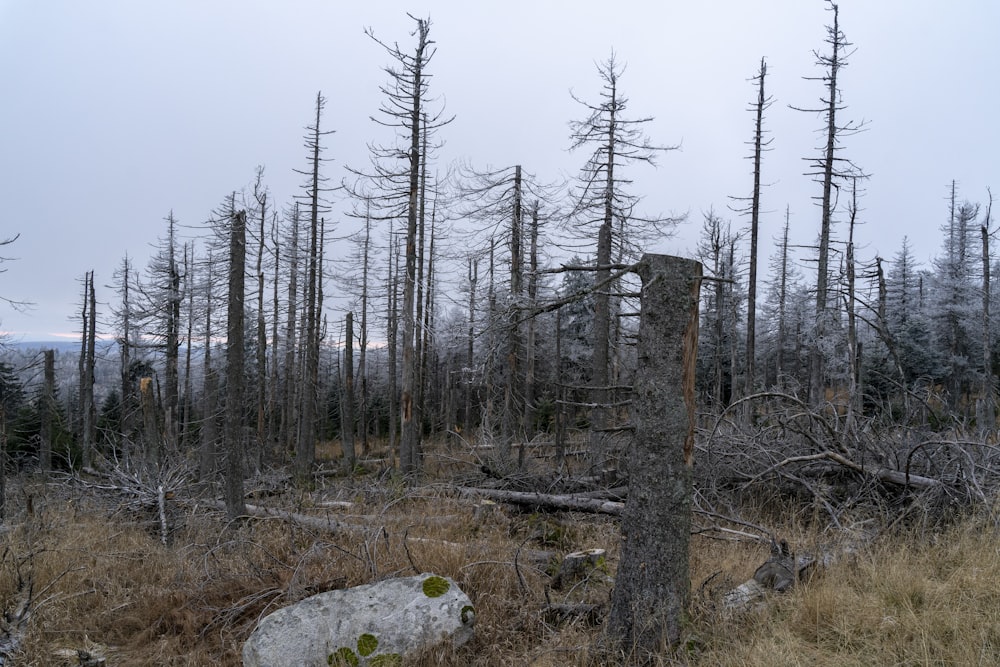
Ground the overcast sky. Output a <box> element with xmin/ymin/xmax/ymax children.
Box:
<box><xmin>1</xmin><ymin>1</ymin><xmax>997</xmax><ymax>342</ymax></box>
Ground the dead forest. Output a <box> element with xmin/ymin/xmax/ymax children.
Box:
<box><xmin>2</xmin><ymin>5</ymin><xmax>1000</xmax><ymax>665</ymax></box>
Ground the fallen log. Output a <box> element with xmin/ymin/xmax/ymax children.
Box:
<box><xmin>456</xmin><ymin>487</ymin><xmax>625</xmax><ymax>516</ymax></box>
<box><xmin>748</xmin><ymin>450</ymin><xmax>943</xmax><ymax>491</ymax></box>
<box><xmin>200</xmin><ymin>499</ymin><xmax>363</xmax><ymax>533</ymax></box>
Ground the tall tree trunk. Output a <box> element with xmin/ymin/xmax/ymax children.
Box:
<box><xmin>80</xmin><ymin>271</ymin><xmax>96</xmax><ymax>469</ymax></box>
<box><xmin>359</xmin><ymin>207</ymin><xmax>371</xmax><ymax>455</ymax></box>
<box><xmin>524</xmin><ymin>202</ymin><xmax>539</xmax><ymax>439</ymax></box>
<box><xmin>295</xmin><ymin>93</ymin><xmax>326</xmax><ymax>483</ymax></box>
<box><xmin>808</xmin><ymin>3</ymin><xmax>843</xmax><ymax>407</ymax></box>
<box><xmin>224</xmin><ymin>210</ymin><xmax>247</xmax><ymax>520</ymax></box>
<box><xmin>845</xmin><ymin>182</ymin><xmax>860</xmax><ymax>434</ymax></box>
<box><xmin>607</xmin><ymin>254</ymin><xmax>701</xmax><ymax>656</ymax></box>
<box><xmin>255</xmin><ymin>186</ymin><xmax>269</xmax><ymax>470</ymax></box>
<box><xmin>387</xmin><ymin>230</ymin><xmax>400</xmax><ymax>466</ymax></box>
<box><xmin>590</xmin><ymin>80</ymin><xmax>617</xmax><ymax>470</ymax></box>
<box><xmin>400</xmin><ymin>29</ymin><xmax>427</xmax><ymax>477</ymax></box>
<box><xmin>981</xmin><ymin>191</ymin><xmax>995</xmax><ymax>432</ymax></box>
<box><xmin>776</xmin><ymin>207</ymin><xmax>791</xmax><ymax>386</ymax></box>
<box><xmin>465</xmin><ymin>256</ymin><xmax>478</xmax><ymax>432</ymax></box>
<box><xmin>182</xmin><ymin>244</ymin><xmax>194</xmax><ymax>451</ymax></box>
<box><xmin>164</xmin><ymin>215</ymin><xmax>181</xmax><ymax>457</ymax></box>
<box><xmin>745</xmin><ymin>57</ymin><xmax>768</xmax><ymax>400</ymax></box>
<box><xmin>269</xmin><ymin>221</ymin><xmax>281</xmax><ymax>455</ymax></box>
<box><xmin>502</xmin><ymin>165</ymin><xmax>524</xmax><ymax>462</ymax></box>
<box><xmin>40</xmin><ymin>349</ymin><xmax>55</xmax><ymax>474</ymax></box>
<box><xmin>199</xmin><ymin>251</ymin><xmax>218</xmax><ymax>480</ymax></box>
<box><xmin>342</xmin><ymin>312</ymin><xmax>357</xmax><ymax>471</ymax></box>
<box><xmin>282</xmin><ymin>205</ymin><xmax>300</xmax><ymax>458</ymax></box>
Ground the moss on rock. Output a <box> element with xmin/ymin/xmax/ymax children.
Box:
<box><xmin>422</xmin><ymin>575</ymin><xmax>450</xmax><ymax>598</ymax></box>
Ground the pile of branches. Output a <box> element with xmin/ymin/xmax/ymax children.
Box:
<box><xmin>695</xmin><ymin>391</ymin><xmax>1000</xmax><ymax>524</ymax></box>
<box><xmin>66</xmin><ymin>457</ymin><xmax>192</xmax><ymax>546</ymax></box>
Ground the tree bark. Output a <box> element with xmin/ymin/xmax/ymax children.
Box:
<box><xmin>400</xmin><ymin>21</ymin><xmax>430</xmax><ymax>478</ymax></box>
<box><xmin>342</xmin><ymin>312</ymin><xmax>357</xmax><ymax>471</ymax></box>
<box><xmin>39</xmin><ymin>350</ymin><xmax>55</xmax><ymax>474</ymax></box>
<box><xmin>224</xmin><ymin>210</ymin><xmax>247</xmax><ymax>520</ymax></box>
<box><xmin>607</xmin><ymin>254</ymin><xmax>701</xmax><ymax>656</ymax></box>
<box><xmin>744</xmin><ymin>58</ymin><xmax>767</xmax><ymax>400</ymax></box>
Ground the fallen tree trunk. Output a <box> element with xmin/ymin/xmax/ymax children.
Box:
<box><xmin>751</xmin><ymin>450</ymin><xmax>943</xmax><ymax>491</ymax></box>
<box><xmin>200</xmin><ymin>499</ymin><xmax>362</xmax><ymax>533</ymax></box>
<box><xmin>456</xmin><ymin>486</ymin><xmax>625</xmax><ymax>516</ymax></box>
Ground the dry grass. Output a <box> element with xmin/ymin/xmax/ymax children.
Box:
<box><xmin>2</xmin><ymin>447</ymin><xmax>1000</xmax><ymax>665</ymax></box>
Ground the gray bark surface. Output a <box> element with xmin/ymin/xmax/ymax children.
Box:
<box><xmin>606</xmin><ymin>254</ymin><xmax>701</xmax><ymax>656</ymax></box>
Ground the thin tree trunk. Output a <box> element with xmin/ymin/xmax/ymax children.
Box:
<box><xmin>845</xmin><ymin>180</ymin><xmax>860</xmax><ymax>433</ymax></box>
<box><xmin>387</xmin><ymin>230</ymin><xmax>400</xmax><ymax>466</ymax></box>
<box><xmin>40</xmin><ymin>349</ymin><xmax>55</xmax><ymax>474</ymax></box>
<box><xmin>524</xmin><ymin>202</ymin><xmax>539</xmax><ymax>439</ymax></box>
<box><xmin>342</xmin><ymin>312</ymin><xmax>357</xmax><ymax>470</ymax></box>
<box><xmin>282</xmin><ymin>205</ymin><xmax>300</xmax><ymax>458</ymax></box>
<box><xmin>295</xmin><ymin>95</ymin><xmax>324</xmax><ymax>482</ymax></box>
<box><xmin>164</xmin><ymin>215</ymin><xmax>181</xmax><ymax>458</ymax></box>
<box><xmin>359</xmin><ymin>206</ymin><xmax>371</xmax><ymax>455</ymax></box>
<box><xmin>808</xmin><ymin>4</ymin><xmax>843</xmax><ymax>407</ymax></box>
<box><xmin>400</xmin><ymin>35</ymin><xmax>426</xmax><ymax>476</ymax></box>
<box><xmin>981</xmin><ymin>191</ymin><xmax>995</xmax><ymax>432</ymax></box>
<box><xmin>224</xmin><ymin>210</ymin><xmax>247</xmax><ymax>520</ymax></box>
<box><xmin>199</xmin><ymin>251</ymin><xmax>218</xmax><ymax>480</ymax></box>
<box><xmin>255</xmin><ymin>187</ymin><xmax>268</xmax><ymax>470</ymax></box>
<box><xmin>745</xmin><ymin>57</ymin><xmax>767</xmax><ymax>401</ymax></box>
<box><xmin>776</xmin><ymin>208</ymin><xmax>790</xmax><ymax>386</ymax></box>
<box><xmin>502</xmin><ymin>166</ymin><xmax>524</xmax><ymax>460</ymax></box>
<box><xmin>182</xmin><ymin>244</ymin><xmax>194</xmax><ymax>451</ymax></box>
<box><xmin>465</xmin><ymin>256</ymin><xmax>477</xmax><ymax>432</ymax></box>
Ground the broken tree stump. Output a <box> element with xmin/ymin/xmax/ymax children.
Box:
<box><xmin>552</xmin><ymin>548</ymin><xmax>608</xmax><ymax>590</ymax></box>
<box><xmin>606</xmin><ymin>254</ymin><xmax>702</xmax><ymax>655</ymax></box>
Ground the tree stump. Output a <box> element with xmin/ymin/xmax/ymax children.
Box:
<box><xmin>606</xmin><ymin>254</ymin><xmax>701</xmax><ymax>657</ymax></box>
<box><xmin>552</xmin><ymin>548</ymin><xmax>607</xmax><ymax>590</ymax></box>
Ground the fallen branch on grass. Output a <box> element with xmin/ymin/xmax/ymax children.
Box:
<box><xmin>200</xmin><ymin>499</ymin><xmax>363</xmax><ymax>534</ymax></box>
<box><xmin>456</xmin><ymin>486</ymin><xmax>625</xmax><ymax>516</ymax></box>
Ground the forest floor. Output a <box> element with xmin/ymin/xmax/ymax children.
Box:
<box><xmin>3</xmin><ymin>438</ymin><xmax>1000</xmax><ymax>666</ymax></box>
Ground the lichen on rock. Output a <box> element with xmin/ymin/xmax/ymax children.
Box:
<box><xmin>422</xmin><ymin>575</ymin><xmax>450</xmax><ymax>598</ymax></box>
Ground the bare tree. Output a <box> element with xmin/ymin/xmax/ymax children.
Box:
<box><xmin>566</xmin><ymin>53</ymin><xmax>678</xmax><ymax>466</ymax></box>
<box><xmin>293</xmin><ymin>92</ymin><xmax>334</xmax><ymax>483</ymax></box>
<box><xmin>78</xmin><ymin>270</ymin><xmax>97</xmax><ymax>469</ymax></box>
<box><xmin>792</xmin><ymin>1</ymin><xmax>866</xmax><ymax>406</ymax></box>
<box><xmin>39</xmin><ymin>349</ymin><xmax>55</xmax><ymax>474</ymax></box>
<box><xmin>730</xmin><ymin>57</ymin><xmax>772</xmax><ymax>400</ymax></box>
<box><xmin>980</xmin><ymin>189</ymin><xmax>995</xmax><ymax>431</ymax></box>
<box><xmin>365</xmin><ymin>14</ymin><xmax>452</xmax><ymax>476</ymax></box>
<box><xmin>224</xmin><ymin>210</ymin><xmax>247</xmax><ymax>520</ymax></box>
<box><xmin>342</xmin><ymin>312</ymin><xmax>357</xmax><ymax>470</ymax></box>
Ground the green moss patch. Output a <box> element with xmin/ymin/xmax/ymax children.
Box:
<box><xmin>461</xmin><ymin>604</ymin><xmax>475</xmax><ymax>625</ymax></box>
<box><xmin>357</xmin><ymin>633</ymin><xmax>378</xmax><ymax>657</ymax></box>
<box><xmin>369</xmin><ymin>654</ymin><xmax>403</xmax><ymax>667</ymax></box>
<box><xmin>328</xmin><ymin>646</ymin><xmax>358</xmax><ymax>666</ymax></box>
<box><xmin>422</xmin><ymin>575</ymin><xmax>450</xmax><ymax>598</ymax></box>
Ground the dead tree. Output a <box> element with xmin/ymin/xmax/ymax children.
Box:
<box><xmin>78</xmin><ymin>270</ymin><xmax>97</xmax><ymax>469</ymax></box>
<box><xmin>731</xmin><ymin>57</ymin><xmax>772</xmax><ymax>400</ymax></box>
<box><xmin>793</xmin><ymin>1</ymin><xmax>865</xmax><ymax>406</ymax></box>
<box><xmin>342</xmin><ymin>312</ymin><xmax>357</xmax><ymax>471</ymax></box>
<box><xmin>39</xmin><ymin>350</ymin><xmax>54</xmax><ymax>474</ymax></box>
<box><xmin>224</xmin><ymin>210</ymin><xmax>247</xmax><ymax>520</ymax></box>
<box><xmin>606</xmin><ymin>254</ymin><xmax>701</xmax><ymax>657</ymax></box>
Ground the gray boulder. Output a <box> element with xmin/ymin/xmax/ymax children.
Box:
<box><xmin>242</xmin><ymin>573</ymin><xmax>474</xmax><ymax>667</ymax></box>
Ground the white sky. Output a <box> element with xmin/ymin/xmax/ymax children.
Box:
<box><xmin>0</xmin><ymin>1</ymin><xmax>997</xmax><ymax>341</ymax></box>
